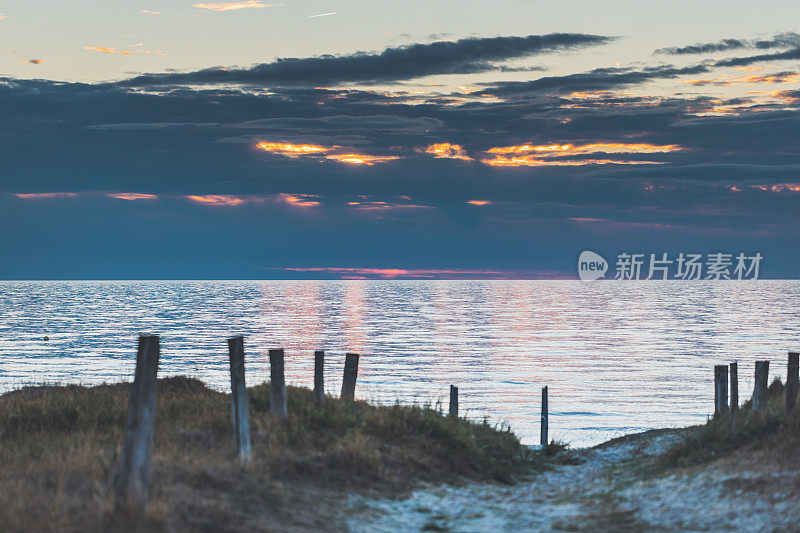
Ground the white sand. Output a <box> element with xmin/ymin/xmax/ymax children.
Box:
<box><xmin>346</xmin><ymin>430</ymin><xmax>799</xmax><ymax>532</ymax></box>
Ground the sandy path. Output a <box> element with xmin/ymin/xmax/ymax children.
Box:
<box><xmin>346</xmin><ymin>430</ymin><xmax>800</xmax><ymax>532</ymax></box>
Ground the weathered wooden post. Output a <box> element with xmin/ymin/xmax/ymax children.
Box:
<box><xmin>314</xmin><ymin>350</ymin><xmax>325</xmax><ymax>404</ymax></box>
<box><xmin>729</xmin><ymin>361</ymin><xmax>739</xmax><ymax>414</ymax></box>
<box><xmin>787</xmin><ymin>352</ymin><xmax>799</xmax><ymax>412</ymax></box>
<box><xmin>341</xmin><ymin>353</ymin><xmax>359</xmax><ymax>401</ymax></box>
<box><xmin>752</xmin><ymin>360</ymin><xmax>770</xmax><ymax>413</ymax></box>
<box><xmin>449</xmin><ymin>385</ymin><xmax>458</xmax><ymax>418</ymax></box>
<box><xmin>116</xmin><ymin>335</ymin><xmax>161</xmax><ymax>509</ymax></box>
<box><xmin>227</xmin><ymin>336</ymin><xmax>252</xmax><ymax>463</ymax></box>
<box><xmin>540</xmin><ymin>386</ymin><xmax>549</xmax><ymax>447</ymax></box>
<box><xmin>714</xmin><ymin>365</ymin><xmax>728</xmax><ymax>417</ymax></box>
<box><xmin>269</xmin><ymin>349</ymin><xmax>287</xmax><ymax>419</ymax></box>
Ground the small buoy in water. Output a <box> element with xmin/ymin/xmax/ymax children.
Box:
<box><xmin>43</xmin><ymin>336</ymin><xmax>49</xmax><ymax>341</ymax></box>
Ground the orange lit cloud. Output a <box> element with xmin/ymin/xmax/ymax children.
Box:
<box><xmin>186</xmin><ymin>194</ymin><xmax>246</xmax><ymax>206</ymax></box>
<box><xmin>325</xmin><ymin>153</ymin><xmax>400</xmax><ymax>165</ymax></box>
<box><xmin>566</xmin><ymin>90</ymin><xmax>632</xmax><ymax>100</ymax></box>
<box><xmin>423</xmin><ymin>143</ymin><xmax>472</xmax><ymax>161</ymax></box>
<box><xmin>467</xmin><ymin>200</ymin><xmax>491</xmax><ymax>206</ymax></box>
<box><xmin>84</xmin><ymin>45</ymin><xmax>164</xmax><ymax>55</ymax></box>
<box><xmin>483</xmin><ymin>156</ymin><xmax>665</xmax><ymax>167</ymax></box>
<box><xmin>193</xmin><ymin>1</ymin><xmax>272</xmax><ymax>11</ymax></box>
<box><xmin>256</xmin><ymin>141</ymin><xmax>332</xmax><ymax>156</ymax></box>
<box><xmin>734</xmin><ymin>66</ymin><xmax>767</xmax><ymax>72</ymax></box>
<box><xmin>107</xmin><ymin>192</ymin><xmax>158</xmax><ymax>201</ymax></box>
<box><xmin>14</xmin><ymin>192</ymin><xmax>77</xmax><ymax>199</ymax></box>
<box><xmin>770</xmin><ymin>89</ymin><xmax>800</xmax><ymax>104</ymax></box>
<box><xmin>486</xmin><ymin>142</ymin><xmax>683</xmax><ymax>156</ymax></box>
<box><xmin>141</xmin><ymin>9</ymin><xmax>162</xmax><ymax>14</ymax></box>
<box><xmin>683</xmin><ymin>72</ymin><xmax>800</xmax><ymax>86</ymax></box>
<box><xmin>748</xmin><ymin>183</ymin><xmax>800</xmax><ymax>193</ymax></box>
<box><xmin>278</xmin><ymin>193</ymin><xmax>320</xmax><ymax>207</ymax></box>
<box><xmin>16</xmin><ymin>58</ymin><xmax>44</xmax><ymax>64</ymax></box>
<box><xmin>256</xmin><ymin>141</ymin><xmax>399</xmax><ymax>165</ymax></box>
<box><xmin>481</xmin><ymin>142</ymin><xmax>682</xmax><ymax>167</ymax></box>
<box><xmin>347</xmin><ymin>200</ymin><xmax>432</xmax><ymax>210</ymax></box>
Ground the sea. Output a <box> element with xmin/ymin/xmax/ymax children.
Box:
<box><xmin>1</xmin><ymin>280</ymin><xmax>797</xmax><ymax>447</ymax></box>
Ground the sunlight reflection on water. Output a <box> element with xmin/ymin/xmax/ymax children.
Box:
<box><xmin>1</xmin><ymin>280</ymin><xmax>797</xmax><ymax>446</ymax></box>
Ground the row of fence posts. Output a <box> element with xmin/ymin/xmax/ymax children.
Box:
<box><xmin>713</xmin><ymin>352</ymin><xmax>799</xmax><ymax>416</ymax></box>
<box><xmin>114</xmin><ymin>334</ymin><xmax>553</xmax><ymax>509</ymax></box>
<box><xmin>115</xmin><ymin>335</ymin><xmax>362</xmax><ymax>509</ymax></box>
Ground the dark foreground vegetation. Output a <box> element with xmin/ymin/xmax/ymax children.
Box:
<box><xmin>0</xmin><ymin>377</ymin><xmax>537</xmax><ymax>532</ymax></box>
<box><xmin>662</xmin><ymin>378</ymin><xmax>799</xmax><ymax>469</ymax></box>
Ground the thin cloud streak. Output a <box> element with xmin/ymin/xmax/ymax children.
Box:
<box><xmin>107</xmin><ymin>193</ymin><xmax>158</xmax><ymax>200</ymax></box>
<box><xmin>14</xmin><ymin>192</ymin><xmax>78</xmax><ymax>199</ymax></box>
<box><xmin>84</xmin><ymin>46</ymin><xmax>164</xmax><ymax>56</ymax></box>
<box><xmin>193</xmin><ymin>1</ymin><xmax>274</xmax><ymax>11</ymax></box>
<box><xmin>279</xmin><ymin>267</ymin><xmax>569</xmax><ymax>279</ymax></box>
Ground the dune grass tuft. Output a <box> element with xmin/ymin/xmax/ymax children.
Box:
<box><xmin>0</xmin><ymin>377</ymin><xmax>538</xmax><ymax>532</ymax></box>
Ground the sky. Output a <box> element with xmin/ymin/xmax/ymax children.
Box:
<box><xmin>2</xmin><ymin>0</ymin><xmax>800</xmax><ymax>279</ymax></box>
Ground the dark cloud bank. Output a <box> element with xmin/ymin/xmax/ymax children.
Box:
<box><xmin>121</xmin><ymin>33</ymin><xmax>613</xmax><ymax>87</ymax></box>
<box><xmin>2</xmin><ymin>32</ymin><xmax>800</xmax><ymax>278</ymax></box>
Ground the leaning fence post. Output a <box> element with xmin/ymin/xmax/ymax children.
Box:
<box><xmin>449</xmin><ymin>385</ymin><xmax>458</xmax><ymax>418</ymax></box>
<box><xmin>752</xmin><ymin>360</ymin><xmax>770</xmax><ymax>413</ymax></box>
<box><xmin>540</xmin><ymin>386</ymin><xmax>549</xmax><ymax>447</ymax></box>
<box><xmin>269</xmin><ymin>349</ymin><xmax>287</xmax><ymax>419</ymax></box>
<box><xmin>116</xmin><ymin>335</ymin><xmax>161</xmax><ymax>509</ymax></box>
<box><xmin>314</xmin><ymin>350</ymin><xmax>325</xmax><ymax>404</ymax></box>
<box><xmin>227</xmin><ymin>336</ymin><xmax>252</xmax><ymax>463</ymax></box>
<box><xmin>729</xmin><ymin>361</ymin><xmax>738</xmax><ymax>414</ymax></box>
<box><xmin>341</xmin><ymin>353</ymin><xmax>359</xmax><ymax>401</ymax></box>
<box><xmin>714</xmin><ymin>365</ymin><xmax>728</xmax><ymax>417</ymax></box>
<box><xmin>787</xmin><ymin>352</ymin><xmax>799</xmax><ymax>412</ymax></box>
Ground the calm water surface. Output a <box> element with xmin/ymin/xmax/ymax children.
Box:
<box><xmin>1</xmin><ymin>280</ymin><xmax>797</xmax><ymax>446</ymax></box>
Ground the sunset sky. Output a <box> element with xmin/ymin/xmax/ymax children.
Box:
<box><xmin>2</xmin><ymin>1</ymin><xmax>800</xmax><ymax>278</ymax></box>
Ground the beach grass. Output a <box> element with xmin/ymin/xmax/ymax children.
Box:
<box><xmin>0</xmin><ymin>377</ymin><xmax>537</xmax><ymax>532</ymax></box>
<box><xmin>660</xmin><ymin>377</ymin><xmax>800</xmax><ymax>468</ymax></box>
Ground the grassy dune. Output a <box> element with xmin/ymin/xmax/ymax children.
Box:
<box><xmin>0</xmin><ymin>377</ymin><xmax>537</xmax><ymax>532</ymax></box>
<box><xmin>661</xmin><ymin>378</ymin><xmax>799</xmax><ymax>468</ymax></box>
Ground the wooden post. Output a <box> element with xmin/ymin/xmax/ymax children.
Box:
<box><xmin>116</xmin><ymin>335</ymin><xmax>161</xmax><ymax>508</ymax></box>
<box><xmin>714</xmin><ymin>365</ymin><xmax>728</xmax><ymax>416</ymax></box>
<box><xmin>314</xmin><ymin>350</ymin><xmax>325</xmax><ymax>404</ymax></box>
<box><xmin>341</xmin><ymin>353</ymin><xmax>359</xmax><ymax>401</ymax></box>
<box><xmin>449</xmin><ymin>385</ymin><xmax>458</xmax><ymax>418</ymax></box>
<box><xmin>787</xmin><ymin>352</ymin><xmax>799</xmax><ymax>412</ymax></box>
<box><xmin>752</xmin><ymin>360</ymin><xmax>770</xmax><ymax>413</ymax></box>
<box><xmin>227</xmin><ymin>336</ymin><xmax>252</xmax><ymax>463</ymax></box>
<box><xmin>729</xmin><ymin>361</ymin><xmax>738</xmax><ymax>414</ymax></box>
<box><xmin>269</xmin><ymin>349</ymin><xmax>287</xmax><ymax>419</ymax></box>
<box><xmin>540</xmin><ymin>386</ymin><xmax>549</xmax><ymax>447</ymax></box>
